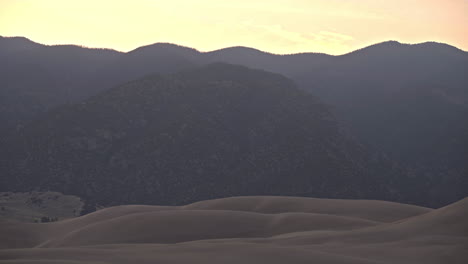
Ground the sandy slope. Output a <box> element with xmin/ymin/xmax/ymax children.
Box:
<box><xmin>0</xmin><ymin>196</ymin><xmax>466</xmax><ymax>264</ymax></box>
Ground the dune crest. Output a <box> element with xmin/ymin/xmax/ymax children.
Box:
<box><xmin>1</xmin><ymin>196</ymin><xmax>466</xmax><ymax>263</ymax></box>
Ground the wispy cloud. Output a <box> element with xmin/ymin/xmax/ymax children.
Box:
<box><xmin>234</xmin><ymin>21</ymin><xmax>354</xmax><ymax>54</ymax></box>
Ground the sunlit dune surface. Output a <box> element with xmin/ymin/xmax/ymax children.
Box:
<box><xmin>1</xmin><ymin>196</ymin><xmax>467</xmax><ymax>263</ymax></box>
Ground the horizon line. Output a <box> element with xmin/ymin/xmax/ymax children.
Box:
<box><xmin>1</xmin><ymin>35</ymin><xmax>466</xmax><ymax>57</ymax></box>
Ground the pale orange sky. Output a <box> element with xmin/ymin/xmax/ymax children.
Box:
<box><xmin>0</xmin><ymin>0</ymin><xmax>466</xmax><ymax>54</ymax></box>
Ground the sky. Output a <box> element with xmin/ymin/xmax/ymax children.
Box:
<box><xmin>0</xmin><ymin>0</ymin><xmax>466</xmax><ymax>55</ymax></box>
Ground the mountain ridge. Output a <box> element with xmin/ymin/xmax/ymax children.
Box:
<box><xmin>2</xmin><ymin>35</ymin><xmax>466</xmax><ymax>56</ymax></box>
<box><xmin>1</xmin><ymin>63</ymin><xmax>408</xmax><ymax>207</ymax></box>
<box><xmin>1</xmin><ymin>36</ymin><xmax>467</xmax><ymax>207</ymax></box>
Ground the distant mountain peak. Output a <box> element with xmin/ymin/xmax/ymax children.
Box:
<box><xmin>128</xmin><ymin>42</ymin><xmax>200</xmax><ymax>55</ymax></box>
<box><xmin>207</xmin><ymin>46</ymin><xmax>274</xmax><ymax>56</ymax></box>
<box><xmin>0</xmin><ymin>35</ymin><xmax>42</xmax><ymax>53</ymax></box>
<box><xmin>1</xmin><ymin>35</ymin><xmax>465</xmax><ymax>56</ymax></box>
<box><xmin>409</xmin><ymin>41</ymin><xmax>467</xmax><ymax>53</ymax></box>
<box><xmin>343</xmin><ymin>40</ymin><xmax>466</xmax><ymax>57</ymax></box>
<box><xmin>0</xmin><ymin>35</ymin><xmax>36</xmax><ymax>43</ymax></box>
<box><xmin>376</xmin><ymin>40</ymin><xmax>403</xmax><ymax>46</ymax></box>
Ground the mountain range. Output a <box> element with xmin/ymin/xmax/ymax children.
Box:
<box><xmin>0</xmin><ymin>36</ymin><xmax>467</xmax><ymax>208</ymax></box>
<box><xmin>2</xmin><ymin>63</ymin><xmax>407</xmax><ymax>208</ymax></box>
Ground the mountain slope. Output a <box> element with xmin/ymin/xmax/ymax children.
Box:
<box><xmin>0</xmin><ymin>38</ymin><xmax>195</xmax><ymax>140</ymax></box>
<box><xmin>292</xmin><ymin>42</ymin><xmax>468</xmax><ymax>206</ymax></box>
<box><xmin>0</xmin><ymin>36</ymin><xmax>120</xmax><ymax>140</ymax></box>
<box><xmin>1</xmin><ymin>37</ymin><xmax>467</xmax><ymax>206</ymax></box>
<box><xmin>200</xmin><ymin>41</ymin><xmax>468</xmax><ymax>207</ymax></box>
<box><xmin>2</xmin><ymin>63</ymin><xmax>404</xmax><ymax>206</ymax></box>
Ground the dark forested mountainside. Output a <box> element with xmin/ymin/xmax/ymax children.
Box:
<box><xmin>1</xmin><ymin>36</ymin><xmax>467</xmax><ymax>207</ymax></box>
<box><xmin>1</xmin><ymin>64</ymin><xmax>406</xmax><ymax>207</ymax></box>
<box><xmin>0</xmin><ymin>37</ymin><xmax>196</xmax><ymax>140</ymax></box>
<box><xmin>291</xmin><ymin>42</ymin><xmax>468</xmax><ymax>206</ymax></box>
<box><xmin>0</xmin><ymin>37</ymin><xmax>120</xmax><ymax>140</ymax></box>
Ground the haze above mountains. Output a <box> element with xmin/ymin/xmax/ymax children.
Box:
<box><xmin>0</xmin><ymin>36</ymin><xmax>467</xmax><ymax>210</ymax></box>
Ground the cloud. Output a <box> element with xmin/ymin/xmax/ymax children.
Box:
<box><xmin>235</xmin><ymin>21</ymin><xmax>354</xmax><ymax>54</ymax></box>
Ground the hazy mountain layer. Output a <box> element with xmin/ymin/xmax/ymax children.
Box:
<box><xmin>2</xmin><ymin>64</ymin><xmax>405</xmax><ymax>207</ymax></box>
<box><xmin>1</xmin><ymin>36</ymin><xmax>467</xmax><ymax>206</ymax></box>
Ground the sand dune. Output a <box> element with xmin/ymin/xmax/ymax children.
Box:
<box><xmin>40</xmin><ymin>210</ymin><xmax>380</xmax><ymax>247</ymax></box>
<box><xmin>0</xmin><ymin>196</ymin><xmax>466</xmax><ymax>264</ymax></box>
<box><xmin>184</xmin><ymin>196</ymin><xmax>431</xmax><ymax>222</ymax></box>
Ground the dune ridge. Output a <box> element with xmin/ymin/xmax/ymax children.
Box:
<box><xmin>0</xmin><ymin>196</ymin><xmax>466</xmax><ymax>264</ymax></box>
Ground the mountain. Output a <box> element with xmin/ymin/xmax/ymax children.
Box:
<box><xmin>0</xmin><ymin>38</ymin><xmax>194</xmax><ymax>140</ymax></box>
<box><xmin>1</xmin><ymin>36</ymin><xmax>467</xmax><ymax>206</ymax></box>
<box><xmin>0</xmin><ymin>36</ymin><xmax>120</xmax><ymax>140</ymax></box>
<box><xmin>156</xmin><ymin>41</ymin><xmax>468</xmax><ymax>206</ymax></box>
<box><xmin>291</xmin><ymin>42</ymin><xmax>468</xmax><ymax>206</ymax></box>
<box><xmin>1</xmin><ymin>63</ymin><xmax>405</xmax><ymax>207</ymax></box>
<box><xmin>0</xmin><ymin>36</ymin><xmax>42</xmax><ymax>56</ymax></box>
